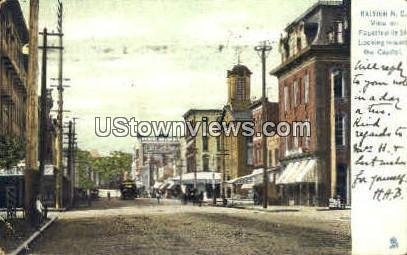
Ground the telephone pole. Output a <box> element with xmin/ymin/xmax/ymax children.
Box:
<box><xmin>254</xmin><ymin>41</ymin><xmax>272</xmax><ymax>209</ymax></box>
<box><xmin>64</xmin><ymin>119</ymin><xmax>76</xmax><ymax>207</ymax></box>
<box><xmin>25</xmin><ymin>0</ymin><xmax>40</xmax><ymax>224</ymax></box>
<box><xmin>39</xmin><ymin>28</ymin><xmax>48</xmax><ymax>191</ymax></box>
<box><xmin>217</xmin><ymin>135</ymin><xmax>229</xmax><ymax>203</ymax></box>
<box><xmin>211</xmin><ymin>155</ymin><xmax>217</xmax><ymax>205</ymax></box>
<box><xmin>55</xmin><ymin>0</ymin><xmax>65</xmax><ymax>209</ymax></box>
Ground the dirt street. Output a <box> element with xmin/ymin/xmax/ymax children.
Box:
<box><xmin>30</xmin><ymin>199</ymin><xmax>350</xmax><ymax>255</ymax></box>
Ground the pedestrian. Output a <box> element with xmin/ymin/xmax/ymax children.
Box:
<box><xmin>87</xmin><ymin>189</ymin><xmax>92</xmax><ymax>207</ymax></box>
<box><xmin>156</xmin><ymin>190</ymin><xmax>161</xmax><ymax>204</ymax></box>
<box><xmin>35</xmin><ymin>195</ymin><xmax>44</xmax><ymax>227</ymax></box>
<box><xmin>199</xmin><ymin>192</ymin><xmax>203</xmax><ymax>207</ymax></box>
<box><xmin>107</xmin><ymin>191</ymin><xmax>111</xmax><ymax>201</ymax></box>
<box><xmin>191</xmin><ymin>190</ymin><xmax>195</xmax><ymax>206</ymax></box>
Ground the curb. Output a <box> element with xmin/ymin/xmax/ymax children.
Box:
<box><xmin>9</xmin><ymin>216</ymin><xmax>58</xmax><ymax>255</ymax></box>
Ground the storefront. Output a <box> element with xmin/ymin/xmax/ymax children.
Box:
<box><xmin>228</xmin><ymin>167</ymin><xmax>281</xmax><ymax>204</ymax></box>
<box><xmin>172</xmin><ymin>172</ymin><xmax>221</xmax><ymax>199</ymax></box>
<box><xmin>276</xmin><ymin>157</ymin><xmax>321</xmax><ymax>206</ymax></box>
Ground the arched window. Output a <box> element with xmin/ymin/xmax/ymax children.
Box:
<box><xmin>236</xmin><ymin>77</ymin><xmax>245</xmax><ymax>100</ymax></box>
<box><xmin>202</xmin><ymin>135</ymin><xmax>209</xmax><ymax>152</ymax></box>
<box><xmin>332</xmin><ymin>70</ymin><xmax>345</xmax><ymax>98</ymax></box>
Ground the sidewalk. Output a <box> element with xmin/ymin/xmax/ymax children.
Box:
<box><xmin>203</xmin><ymin>198</ymin><xmax>351</xmax><ymax>223</ymax></box>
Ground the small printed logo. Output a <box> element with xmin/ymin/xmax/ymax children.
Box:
<box><xmin>389</xmin><ymin>237</ymin><xmax>399</xmax><ymax>249</ymax></box>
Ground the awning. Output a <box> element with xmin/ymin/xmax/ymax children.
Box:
<box><xmin>159</xmin><ymin>183</ymin><xmax>169</xmax><ymax>189</ymax></box>
<box><xmin>241</xmin><ymin>183</ymin><xmax>254</xmax><ymax>189</ymax></box>
<box><xmin>173</xmin><ymin>172</ymin><xmax>221</xmax><ymax>185</ymax></box>
<box><xmin>153</xmin><ymin>182</ymin><xmax>163</xmax><ymax>189</ymax></box>
<box><xmin>229</xmin><ymin>167</ymin><xmax>279</xmax><ymax>185</ymax></box>
<box><xmin>135</xmin><ymin>181</ymin><xmax>144</xmax><ymax>187</ymax></box>
<box><xmin>167</xmin><ymin>183</ymin><xmax>176</xmax><ymax>189</ymax></box>
<box><xmin>276</xmin><ymin>158</ymin><xmax>318</xmax><ymax>185</ymax></box>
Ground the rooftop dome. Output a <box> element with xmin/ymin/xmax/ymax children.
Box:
<box><xmin>227</xmin><ymin>64</ymin><xmax>252</xmax><ymax>77</ymax></box>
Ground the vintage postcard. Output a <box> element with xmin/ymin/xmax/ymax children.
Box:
<box><xmin>0</xmin><ymin>0</ymin><xmax>406</xmax><ymax>254</ymax></box>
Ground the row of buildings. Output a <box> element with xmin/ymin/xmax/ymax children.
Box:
<box><xmin>132</xmin><ymin>0</ymin><xmax>351</xmax><ymax>206</ymax></box>
<box><xmin>0</xmin><ymin>0</ymin><xmax>29</xmax><ymax>209</ymax></box>
<box><xmin>0</xmin><ymin>0</ymin><xmax>76</xmax><ymax>209</ymax></box>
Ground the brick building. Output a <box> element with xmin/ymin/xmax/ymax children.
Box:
<box><xmin>250</xmin><ymin>99</ymin><xmax>280</xmax><ymax>204</ymax></box>
<box><xmin>270</xmin><ymin>0</ymin><xmax>351</xmax><ymax>206</ymax></box>
<box><xmin>0</xmin><ymin>0</ymin><xmax>28</xmax><ymax>138</ymax></box>
<box><xmin>250</xmin><ymin>99</ymin><xmax>279</xmax><ymax>170</ymax></box>
<box><xmin>0</xmin><ymin>0</ymin><xmax>28</xmax><ymax>209</ymax></box>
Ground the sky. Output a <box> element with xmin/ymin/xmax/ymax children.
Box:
<box><xmin>19</xmin><ymin>0</ymin><xmax>319</xmax><ymax>155</ymax></box>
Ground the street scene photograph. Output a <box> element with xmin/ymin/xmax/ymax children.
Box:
<box><xmin>1</xmin><ymin>0</ymin><xmax>354</xmax><ymax>254</ymax></box>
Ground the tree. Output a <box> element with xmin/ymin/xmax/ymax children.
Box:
<box><xmin>0</xmin><ymin>135</ymin><xmax>25</xmax><ymax>169</ymax></box>
<box><xmin>75</xmin><ymin>149</ymin><xmax>132</xmax><ymax>189</ymax></box>
<box><xmin>75</xmin><ymin>149</ymin><xmax>95</xmax><ymax>189</ymax></box>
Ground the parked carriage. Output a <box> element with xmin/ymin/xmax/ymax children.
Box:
<box><xmin>120</xmin><ymin>180</ymin><xmax>137</xmax><ymax>200</ymax></box>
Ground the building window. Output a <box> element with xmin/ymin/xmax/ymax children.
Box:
<box><xmin>336</xmin><ymin>21</ymin><xmax>344</xmax><ymax>44</ymax></box>
<box><xmin>203</xmin><ymin>156</ymin><xmax>209</xmax><ymax>172</ymax></box>
<box><xmin>297</xmin><ymin>37</ymin><xmax>302</xmax><ymax>53</ymax></box>
<box><xmin>203</xmin><ymin>135</ymin><xmax>209</xmax><ymax>152</ymax></box>
<box><xmin>236</xmin><ymin>77</ymin><xmax>245</xmax><ymax>100</ymax></box>
<box><xmin>304</xmin><ymin>74</ymin><xmax>309</xmax><ymax>104</ymax></box>
<box><xmin>328</xmin><ymin>21</ymin><xmax>344</xmax><ymax>44</ymax></box>
<box><xmin>293</xmin><ymin>81</ymin><xmax>298</xmax><ymax>107</ymax></box>
<box><xmin>257</xmin><ymin>148</ymin><xmax>261</xmax><ymax>165</ymax></box>
<box><xmin>289</xmin><ymin>35</ymin><xmax>296</xmax><ymax>56</ymax></box>
<box><xmin>216</xmin><ymin>136</ymin><xmax>221</xmax><ymax>151</ymax></box>
<box><xmin>284</xmin><ymin>86</ymin><xmax>289</xmax><ymax>112</ymax></box>
<box><xmin>333</xmin><ymin>70</ymin><xmax>345</xmax><ymax>98</ymax></box>
<box><xmin>335</xmin><ymin>114</ymin><xmax>346</xmax><ymax>146</ymax></box>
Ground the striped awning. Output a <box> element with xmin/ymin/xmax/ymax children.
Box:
<box><xmin>241</xmin><ymin>183</ymin><xmax>254</xmax><ymax>189</ymax></box>
<box><xmin>276</xmin><ymin>158</ymin><xmax>318</xmax><ymax>185</ymax></box>
<box><xmin>153</xmin><ymin>182</ymin><xmax>163</xmax><ymax>189</ymax></box>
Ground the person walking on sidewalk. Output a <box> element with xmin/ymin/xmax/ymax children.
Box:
<box><xmin>198</xmin><ymin>192</ymin><xmax>203</xmax><ymax>207</ymax></box>
<box><xmin>156</xmin><ymin>190</ymin><xmax>162</xmax><ymax>204</ymax></box>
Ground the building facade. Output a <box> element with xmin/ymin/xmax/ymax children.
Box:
<box><xmin>0</xmin><ymin>0</ymin><xmax>28</xmax><ymax>209</ymax></box>
<box><xmin>0</xmin><ymin>0</ymin><xmax>28</xmax><ymax>139</ymax></box>
<box><xmin>250</xmin><ymin>99</ymin><xmax>279</xmax><ymax>170</ymax></box>
<box><xmin>133</xmin><ymin>136</ymin><xmax>180</xmax><ymax>192</ymax></box>
<box><xmin>220</xmin><ymin>64</ymin><xmax>253</xmax><ymax>197</ymax></box>
<box><xmin>183</xmin><ymin>109</ymin><xmax>222</xmax><ymax>174</ymax></box>
<box><xmin>271</xmin><ymin>1</ymin><xmax>351</xmax><ymax>206</ymax></box>
<box><xmin>183</xmin><ymin>109</ymin><xmax>222</xmax><ymax>197</ymax></box>
<box><xmin>250</xmin><ymin>99</ymin><xmax>281</xmax><ymax>204</ymax></box>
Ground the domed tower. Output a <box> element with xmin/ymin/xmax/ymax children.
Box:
<box><xmin>226</xmin><ymin>64</ymin><xmax>252</xmax><ymax>111</ymax></box>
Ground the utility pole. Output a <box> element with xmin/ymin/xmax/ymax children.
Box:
<box><xmin>25</xmin><ymin>0</ymin><xmax>40</xmax><ymax>224</ymax></box>
<box><xmin>254</xmin><ymin>40</ymin><xmax>272</xmax><ymax>209</ymax></box>
<box><xmin>71</xmin><ymin>118</ymin><xmax>78</xmax><ymax>206</ymax></box>
<box><xmin>193</xmin><ymin>146</ymin><xmax>197</xmax><ymax>190</ymax></box>
<box><xmin>64</xmin><ymin>120</ymin><xmax>73</xmax><ymax>207</ymax></box>
<box><xmin>38</xmin><ymin>2</ymin><xmax>68</xmax><ymax>209</ymax></box>
<box><xmin>39</xmin><ymin>28</ymin><xmax>48</xmax><ymax>193</ymax></box>
<box><xmin>211</xmin><ymin>155</ymin><xmax>216</xmax><ymax>205</ymax></box>
<box><xmin>176</xmin><ymin>159</ymin><xmax>185</xmax><ymax>197</ymax></box>
<box><xmin>217</xmin><ymin>135</ymin><xmax>229</xmax><ymax>203</ymax></box>
<box><xmin>55</xmin><ymin>0</ymin><xmax>65</xmax><ymax>209</ymax></box>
